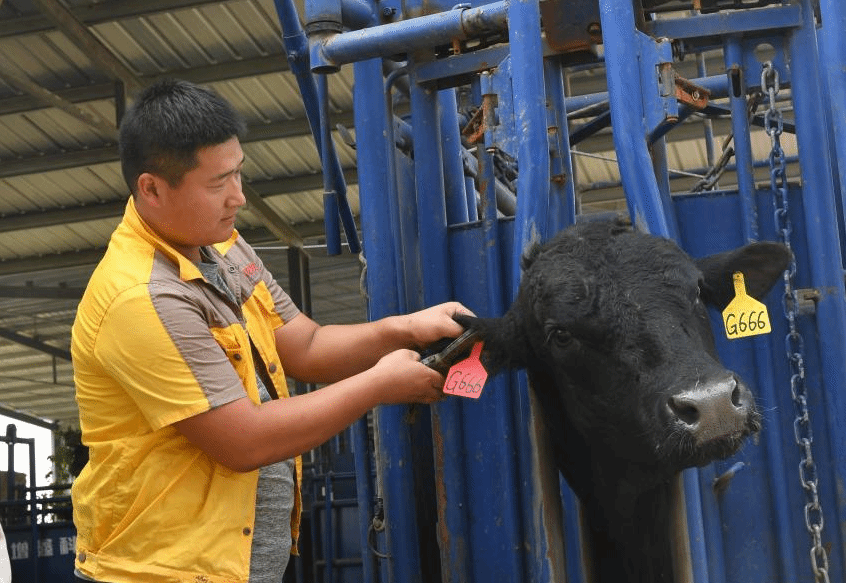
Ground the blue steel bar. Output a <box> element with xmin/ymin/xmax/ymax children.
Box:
<box><xmin>696</xmin><ymin>53</ymin><xmax>716</xmax><ymax>168</ymax></box>
<box><xmin>564</xmin><ymin>73</ymin><xmax>731</xmax><ymax>121</ymax></box>
<box><xmin>317</xmin><ymin>72</ymin><xmax>341</xmax><ymax>255</ymax></box>
<box><xmin>652</xmin><ymin>138</ymin><xmax>671</xmax><ymax>202</ymax></box>
<box><xmin>789</xmin><ymin>0</ymin><xmax>846</xmax><ymax>567</ymax></box>
<box><xmin>350</xmin><ymin>418</ymin><xmax>376</xmax><ymax>583</ymax></box>
<box><xmin>384</xmin><ymin>67</ymin><xmax>411</xmax><ymax>309</ymax></box>
<box><xmin>304</xmin><ymin>0</ymin><xmax>341</xmax><ymax>31</ymax></box>
<box><xmin>310</xmin><ymin>2</ymin><xmax>509</xmax><ymax>72</ymax></box>
<box><xmin>724</xmin><ymin>34</ymin><xmax>795</xmax><ymax>580</ymax></box>
<box><xmin>507</xmin><ymin>0</ymin><xmax>558</xmax><ymax>580</ymax></box>
<box><xmin>272</xmin><ymin>0</ymin><xmax>361</xmax><ymax>254</ymax></box>
<box><xmin>723</xmin><ymin>37</ymin><xmax>758</xmax><ymax>243</ymax></box>
<box><xmin>339</xmin><ymin>0</ymin><xmax>375</xmax><ymax>29</ymax></box>
<box><xmin>439</xmin><ymin>89</ymin><xmax>470</xmax><ymax>225</ymax></box>
<box><xmin>323</xmin><ymin>472</ymin><xmax>335</xmax><ymax>583</ymax></box>
<box><xmin>351</xmin><ymin>58</ymin><xmax>418</xmax><ymax>583</ymax></box>
<box><xmin>407</xmin><ymin>67</ymin><xmax>473</xmax><ymax>583</ymax></box>
<box><xmin>408</xmin><ymin>76</ymin><xmax>447</xmax><ymax>309</ymax></box>
<box><xmin>818</xmin><ymin>0</ymin><xmax>846</xmax><ymax>229</ymax></box>
<box><xmin>543</xmin><ymin>58</ymin><xmax>576</xmax><ymax>234</ymax></box>
<box><xmin>646</xmin><ymin>4</ymin><xmax>802</xmax><ymax>40</ymax></box>
<box><xmin>597</xmin><ymin>0</ymin><xmax>679</xmax><ymax>239</ymax></box>
<box><xmin>476</xmin><ymin>74</ymin><xmax>503</xmax><ymax>315</ymax></box>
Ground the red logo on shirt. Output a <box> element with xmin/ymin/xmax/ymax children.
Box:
<box><xmin>243</xmin><ymin>263</ymin><xmax>259</xmax><ymax>278</ymax></box>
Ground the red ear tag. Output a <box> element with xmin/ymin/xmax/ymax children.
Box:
<box><xmin>443</xmin><ymin>342</ymin><xmax>488</xmax><ymax>399</ymax></box>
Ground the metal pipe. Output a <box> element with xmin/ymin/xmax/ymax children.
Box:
<box><xmin>272</xmin><ymin>0</ymin><xmax>361</xmax><ymax>254</ymax></box>
<box><xmin>818</xmin><ymin>0</ymin><xmax>846</xmax><ymax>234</ymax></box>
<box><xmin>544</xmin><ymin>57</ymin><xmax>577</xmax><ymax>234</ymax></box>
<box><xmin>408</xmin><ymin>63</ymin><xmax>472</xmax><ymax>583</ymax></box>
<box><xmin>789</xmin><ymin>0</ymin><xmax>846</xmax><ymax>561</ymax></box>
<box><xmin>317</xmin><ymin>72</ymin><xmax>342</xmax><ymax>255</ymax></box>
<box><xmin>384</xmin><ymin>67</ymin><xmax>411</xmax><ymax>310</ymax></box>
<box><xmin>440</xmin><ymin>89</ymin><xmax>470</xmax><ymax>225</ymax></box>
<box><xmin>597</xmin><ymin>0</ymin><xmax>679</xmax><ymax>239</ymax></box>
<box><xmin>724</xmin><ymin>37</ymin><xmax>758</xmax><ymax>243</ymax></box>
<box><xmin>352</xmin><ymin>57</ymin><xmax>404</xmax><ymax>583</ymax></box>
<box><xmin>506</xmin><ymin>0</ymin><xmax>551</xmax><ymax>579</ymax></box>
<box><xmin>309</xmin><ymin>2</ymin><xmax>509</xmax><ymax>73</ymax></box>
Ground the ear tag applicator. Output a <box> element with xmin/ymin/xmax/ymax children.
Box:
<box><xmin>722</xmin><ymin>272</ymin><xmax>772</xmax><ymax>339</ymax></box>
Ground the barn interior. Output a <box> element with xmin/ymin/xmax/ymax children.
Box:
<box><xmin>1</xmin><ymin>1</ymin><xmax>839</xmax><ymax>582</ymax></box>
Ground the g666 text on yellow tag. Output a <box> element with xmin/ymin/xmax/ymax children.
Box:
<box><xmin>722</xmin><ymin>272</ymin><xmax>772</xmax><ymax>339</ymax></box>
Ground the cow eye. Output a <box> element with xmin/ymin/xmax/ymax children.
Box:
<box><xmin>545</xmin><ymin>326</ymin><xmax>573</xmax><ymax>348</ymax></box>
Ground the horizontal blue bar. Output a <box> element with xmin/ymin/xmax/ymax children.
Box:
<box><xmin>646</xmin><ymin>5</ymin><xmax>801</xmax><ymax>40</ymax></box>
<box><xmin>311</xmin><ymin>1</ymin><xmax>508</xmax><ymax>70</ymax></box>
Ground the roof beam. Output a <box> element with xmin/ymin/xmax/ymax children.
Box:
<box><xmin>0</xmin><ymin>111</ymin><xmax>354</xmax><ymax>178</ymax></box>
<box><xmin>28</xmin><ymin>0</ymin><xmax>146</xmax><ymax>94</ymax></box>
<box><xmin>0</xmin><ymin>285</ymin><xmax>86</xmax><ymax>300</ymax></box>
<box><xmin>0</xmin><ymin>169</ymin><xmax>357</xmax><ymax>232</ymax></box>
<box><xmin>0</xmin><ymin>67</ymin><xmax>119</xmax><ymax>138</ymax></box>
<box><xmin>23</xmin><ymin>3</ymin><xmax>305</xmax><ymax>249</ymax></box>
<box><xmin>0</xmin><ymin>219</ymin><xmax>345</xmax><ymax>276</ymax></box>
<box><xmin>0</xmin><ymin>326</ymin><xmax>71</xmax><ymax>361</ymax></box>
<box><xmin>0</xmin><ymin>0</ymin><xmax>227</xmax><ymax>38</ymax></box>
<box><xmin>0</xmin><ymin>406</ymin><xmax>58</xmax><ymax>431</ymax></box>
<box><xmin>0</xmin><ymin>55</ymin><xmax>288</xmax><ymax>117</ymax></box>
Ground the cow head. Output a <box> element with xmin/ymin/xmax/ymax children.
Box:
<box><xmin>456</xmin><ymin>220</ymin><xmax>790</xmax><ymax>491</ymax></box>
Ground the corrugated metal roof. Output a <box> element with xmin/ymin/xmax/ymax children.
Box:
<box><xmin>0</xmin><ymin>0</ymin><xmax>798</xmax><ymax>430</ymax></box>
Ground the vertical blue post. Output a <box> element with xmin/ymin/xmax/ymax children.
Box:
<box><xmin>818</xmin><ymin>0</ymin><xmax>846</xmax><ymax>226</ymax></box>
<box><xmin>508</xmin><ymin>0</ymin><xmax>551</xmax><ymax>279</ymax></box>
<box><xmin>353</xmin><ymin>57</ymin><xmax>424</xmax><ymax>583</ymax></box>
<box><xmin>408</xmin><ymin>67</ymin><xmax>473</xmax><ymax>583</ymax></box>
<box><xmin>723</xmin><ymin>37</ymin><xmax>758</xmax><ymax>243</ymax></box>
<box><xmin>543</xmin><ymin>58</ymin><xmax>577</xmax><ymax>234</ymax></box>
<box><xmin>722</xmin><ymin>37</ymin><xmax>796</xmax><ymax>583</ymax></box>
<box><xmin>597</xmin><ymin>0</ymin><xmax>679</xmax><ymax>240</ymax></box>
<box><xmin>440</xmin><ymin>89</ymin><xmax>471</xmax><ymax>225</ymax></box>
<box><xmin>788</xmin><ymin>0</ymin><xmax>846</xmax><ymax>562</ymax></box>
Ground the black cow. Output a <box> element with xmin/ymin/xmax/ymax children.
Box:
<box><xmin>455</xmin><ymin>219</ymin><xmax>790</xmax><ymax>583</ymax></box>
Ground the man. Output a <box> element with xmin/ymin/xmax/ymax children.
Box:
<box><xmin>71</xmin><ymin>78</ymin><xmax>469</xmax><ymax>583</ymax></box>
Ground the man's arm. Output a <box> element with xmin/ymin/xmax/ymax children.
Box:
<box><xmin>276</xmin><ymin>301</ymin><xmax>471</xmax><ymax>383</ymax></box>
<box><xmin>173</xmin><ymin>348</ymin><xmax>445</xmax><ymax>471</ymax></box>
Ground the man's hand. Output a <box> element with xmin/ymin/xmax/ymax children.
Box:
<box><xmin>404</xmin><ymin>301</ymin><xmax>475</xmax><ymax>348</ymax></box>
<box><xmin>369</xmin><ymin>349</ymin><xmax>448</xmax><ymax>405</ymax></box>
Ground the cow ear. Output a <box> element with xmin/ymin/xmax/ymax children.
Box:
<box><xmin>696</xmin><ymin>242</ymin><xmax>791</xmax><ymax>310</ymax></box>
<box><xmin>454</xmin><ymin>312</ymin><xmax>534</xmax><ymax>372</ymax></box>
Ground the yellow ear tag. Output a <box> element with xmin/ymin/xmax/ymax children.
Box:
<box><xmin>722</xmin><ymin>272</ymin><xmax>772</xmax><ymax>339</ymax></box>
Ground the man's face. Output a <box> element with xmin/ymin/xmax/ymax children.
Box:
<box><xmin>151</xmin><ymin>137</ymin><xmax>246</xmax><ymax>261</ymax></box>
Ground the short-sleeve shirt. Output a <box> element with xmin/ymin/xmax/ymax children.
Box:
<box><xmin>71</xmin><ymin>197</ymin><xmax>302</xmax><ymax>583</ymax></box>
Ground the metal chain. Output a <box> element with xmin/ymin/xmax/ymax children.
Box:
<box><xmin>761</xmin><ymin>61</ymin><xmax>831</xmax><ymax>583</ymax></box>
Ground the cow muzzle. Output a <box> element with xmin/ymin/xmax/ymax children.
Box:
<box><xmin>666</xmin><ymin>375</ymin><xmax>759</xmax><ymax>446</ymax></box>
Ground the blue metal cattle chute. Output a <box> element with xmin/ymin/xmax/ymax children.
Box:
<box><xmin>271</xmin><ymin>0</ymin><xmax>846</xmax><ymax>581</ymax></box>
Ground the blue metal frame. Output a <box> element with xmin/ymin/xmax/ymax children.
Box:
<box><xmin>269</xmin><ymin>0</ymin><xmax>846</xmax><ymax>581</ymax></box>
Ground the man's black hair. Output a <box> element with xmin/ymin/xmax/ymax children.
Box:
<box><xmin>119</xmin><ymin>78</ymin><xmax>247</xmax><ymax>194</ymax></box>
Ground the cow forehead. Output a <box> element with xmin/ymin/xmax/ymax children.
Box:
<box><xmin>528</xmin><ymin>233</ymin><xmax>703</xmax><ymax>303</ymax></box>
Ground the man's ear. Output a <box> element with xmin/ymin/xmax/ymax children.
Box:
<box><xmin>136</xmin><ymin>173</ymin><xmax>163</xmax><ymax>207</ymax></box>
<box><xmin>696</xmin><ymin>242</ymin><xmax>791</xmax><ymax>310</ymax></box>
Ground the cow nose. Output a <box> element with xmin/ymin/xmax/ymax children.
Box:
<box><xmin>666</xmin><ymin>376</ymin><xmax>753</xmax><ymax>444</ymax></box>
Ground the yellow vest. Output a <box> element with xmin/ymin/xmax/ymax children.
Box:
<box><xmin>71</xmin><ymin>198</ymin><xmax>302</xmax><ymax>583</ymax></box>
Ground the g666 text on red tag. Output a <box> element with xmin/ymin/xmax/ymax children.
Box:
<box><xmin>443</xmin><ymin>342</ymin><xmax>488</xmax><ymax>399</ymax></box>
